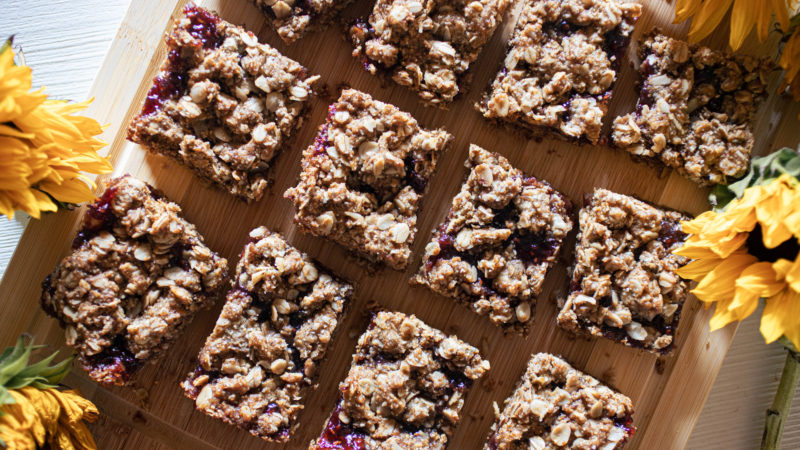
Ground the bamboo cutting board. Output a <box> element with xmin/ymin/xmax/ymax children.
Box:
<box><xmin>1</xmin><ymin>0</ymin><xmax>799</xmax><ymax>448</ymax></box>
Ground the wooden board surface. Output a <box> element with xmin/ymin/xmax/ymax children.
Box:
<box><xmin>1</xmin><ymin>0</ymin><xmax>799</xmax><ymax>448</ymax></box>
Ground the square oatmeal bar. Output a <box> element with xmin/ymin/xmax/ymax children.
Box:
<box><xmin>183</xmin><ymin>227</ymin><xmax>352</xmax><ymax>442</ymax></box>
<box><xmin>486</xmin><ymin>353</ymin><xmax>634</xmax><ymax>450</ymax></box>
<box><xmin>41</xmin><ymin>176</ymin><xmax>229</xmax><ymax>386</ymax></box>
<box><xmin>253</xmin><ymin>0</ymin><xmax>355</xmax><ymax>44</ymax></box>
<box><xmin>557</xmin><ymin>188</ymin><xmax>691</xmax><ymax>354</ymax></box>
<box><xmin>128</xmin><ymin>5</ymin><xmax>319</xmax><ymax>201</ymax></box>
<box><xmin>477</xmin><ymin>0</ymin><xmax>641</xmax><ymax>144</ymax></box>
<box><xmin>612</xmin><ymin>32</ymin><xmax>773</xmax><ymax>185</ymax></box>
<box><xmin>412</xmin><ymin>145</ymin><xmax>573</xmax><ymax>334</ymax></box>
<box><xmin>310</xmin><ymin>311</ymin><xmax>490</xmax><ymax>449</ymax></box>
<box><xmin>284</xmin><ymin>89</ymin><xmax>452</xmax><ymax>270</ymax></box>
<box><xmin>349</xmin><ymin>0</ymin><xmax>512</xmax><ymax>105</ymax></box>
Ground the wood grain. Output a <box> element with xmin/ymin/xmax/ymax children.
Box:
<box><xmin>1</xmin><ymin>0</ymin><xmax>799</xmax><ymax>449</ymax></box>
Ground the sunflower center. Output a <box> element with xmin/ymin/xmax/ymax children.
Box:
<box><xmin>746</xmin><ymin>225</ymin><xmax>800</xmax><ymax>263</ymax></box>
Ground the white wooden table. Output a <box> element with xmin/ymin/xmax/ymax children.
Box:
<box><xmin>2</xmin><ymin>1</ymin><xmax>798</xmax><ymax>448</ymax></box>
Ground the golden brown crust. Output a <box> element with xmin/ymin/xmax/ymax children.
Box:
<box><xmin>485</xmin><ymin>353</ymin><xmax>634</xmax><ymax>450</ymax></box>
<box><xmin>413</xmin><ymin>145</ymin><xmax>573</xmax><ymax>334</ymax></box>
<box><xmin>557</xmin><ymin>188</ymin><xmax>691</xmax><ymax>354</ymax></box>
<box><xmin>41</xmin><ymin>176</ymin><xmax>228</xmax><ymax>386</ymax></box>
<box><xmin>311</xmin><ymin>311</ymin><xmax>490</xmax><ymax>449</ymax></box>
<box><xmin>128</xmin><ymin>6</ymin><xmax>318</xmax><ymax>201</ymax></box>
<box><xmin>612</xmin><ymin>32</ymin><xmax>774</xmax><ymax>185</ymax></box>
<box><xmin>285</xmin><ymin>89</ymin><xmax>452</xmax><ymax>270</ymax></box>
<box><xmin>183</xmin><ymin>227</ymin><xmax>352</xmax><ymax>442</ymax></box>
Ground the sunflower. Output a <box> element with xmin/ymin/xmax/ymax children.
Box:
<box><xmin>0</xmin><ymin>336</ymin><xmax>98</xmax><ymax>449</ymax></box>
<box><xmin>674</xmin><ymin>171</ymin><xmax>800</xmax><ymax>347</ymax></box>
<box><xmin>0</xmin><ymin>387</ymin><xmax>98</xmax><ymax>449</ymax></box>
<box><xmin>674</xmin><ymin>0</ymin><xmax>791</xmax><ymax>50</ymax></box>
<box><xmin>0</xmin><ymin>40</ymin><xmax>112</xmax><ymax>219</ymax></box>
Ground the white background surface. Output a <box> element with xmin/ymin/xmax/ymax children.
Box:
<box><xmin>2</xmin><ymin>1</ymin><xmax>799</xmax><ymax>448</ymax></box>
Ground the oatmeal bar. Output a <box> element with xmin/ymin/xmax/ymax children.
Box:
<box><xmin>253</xmin><ymin>0</ymin><xmax>355</xmax><ymax>45</ymax></box>
<box><xmin>612</xmin><ymin>32</ymin><xmax>773</xmax><ymax>185</ymax></box>
<box><xmin>284</xmin><ymin>89</ymin><xmax>452</xmax><ymax>270</ymax></box>
<box><xmin>183</xmin><ymin>227</ymin><xmax>352</xmax><ymax>442</ymax></box>
<box><xmin>477</xmin><ymin>0</ymin><xmax>641</xmax><ymax>144</ymax></box>
<box><xmin>349</xmin><ymin>0</ymin><xmax>512</xmax><ymax>105</ymax></box>
<box><xmin>557</xmin><ymin>188</ymin><xmax>691</xmax><ymax>354</ymax></box>
<box><xmin>41</xmin><ymin>176</ymin><xmax>229</xmax><ymax>386</ymax></box>
<box><xmin>485</xmin><ymin>353</ymin><xmax>634</xmax><ymax>450</ymax></box>
<box><xmin>311</xmin><ymin>311</ymin><xmax>490</xmax><ymax>449</ymax></box>
<box><xmin>127</xmin><ymin>5</ymin><xmax>319</xmax><ymax>201</ymax></box>
<box><xmin>412</xmin><ymin>145</ymin><xmax>573</xmax><ymax>334</ymax></box>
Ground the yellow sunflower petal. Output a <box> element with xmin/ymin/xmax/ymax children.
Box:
<box><xmin>676</xmin><ymin>231</ymin><xmax>748</xmax><ymax>258</ymax></box>
<box><xmin>735</xmin><ymin>261</ymin><xmax>788</xmax><ymax>297</ymax></box>
<box><xmin>675</xmin><ymin>0</ymin><xmax>704</xmax><ymax>23</ymax></box>
<box><xmin>761</xmin><ymin>288</ymin><xmax>800</xmax><ymax>346</ymax></box>
<box><xmin>681</xmin><ymin>211</ymin><xmax>716</xmax><ymax>234</ymax></box>
<box><xmin>688</xmin><ymin>0</ymin><xmax>735</xmax><ymax>43</ymax></box>
<box><xmin>756</xmin><ymin>1</ymin><xmax>775</xmax><ymax>42</ymax></box>
<box><xmin>709</xmin><ymin>295</ymin><xmax>742</xmax><ymax>331</ymax></box>
<box><xmin>783</xmin><ymin>257</ymin><xmax>800</xmax><ymax>293</ymax></box>
<box><xmin>676</xmin><ymin>255</ymin><xmax>726</xmax><ymax>282</ymax></box>
<box><xmin>38</xmin><ymin>178</ymin><xmax>95</xmax><ymax>204</ymax></box>
<box><xmin>729</xmin><ymin>0</ymin><xmax>758</xmax><ymax>50</ymax></box>
<box><xmin>691</xmin><ymin>252</ymin><xmax>758</xmax><ymax>302</ymax></box>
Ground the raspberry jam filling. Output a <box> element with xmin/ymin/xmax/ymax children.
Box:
<box><xmin>141</xmin><ymin>5</ymin><xmax>222</xmax><ymax>116</ymax></box>
<box><xmin>312</xmin><ymin>104</ymin><xmax>337</xmax><ymax>156</ymax></box>
<box><xmin>425</xmin><ymin>181</ymin><xmax>566</xmax><ymax>274</ymax></box>
<box><xmin>84</xmin><ymin>336</ymin><xmax>140</xmax><ymax>384</ymax></box>
<box><xmin>72</xmin><ymin>183</ymin><xmax>119</xmax><ymax>248</ymax></box>
<box><xmin>316</xmin><ymin>401</ymin><xmax>367</xmax><ymax>450</ymax></box>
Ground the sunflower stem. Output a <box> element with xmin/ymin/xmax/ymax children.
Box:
<box><xmin>761</xmin><ymin>347</ymin><xmax>800</xmax><ymax>450</ymax></box>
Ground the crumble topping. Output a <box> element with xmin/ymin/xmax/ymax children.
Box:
<box><xmin>557</xmin><ymin>188</ymin><xmax>691</xmax><ymax>354</ymax></box>
<box><xmin>413</xmin><ymin>145</ymin><xmax>573</xmax><ymax>333</ymax></box>
<box><xmin>349</xmin><ymin>0</ymin><xmax>512</xmax><ymax>105</ymax></box>
<box><xmin>183</xmin><ymin>227</ymin><xmax>352</xmax><ymax>442</ymax></box>
<box><xmin>311</xmin><ymin>311</ymin><xmax>490</xmax><ymax>449</ymax></box>
<box><xmin>128</xmin><ymin>5</ymin><xmax>319</xmax><ymax>201</ymax></box>
<box><xmin>486</xmin><ymin>353</ymin><xmax>634</xmax><ymax>450</ymax></box>
<box><xmin>612</xmin><ymin>32</ymin><xmax>773</xmax><ymax>185</ymax></box>
<box><xmin>41</xmin><ymin>176</ymin><xmax>229</xmax><ymax>386</ymax></box>
<box><xmin>253</xmin><ymin>0</ymin><xmax>355</xmax><ymax>44</ymax></box>
<box><xmin>284</xmin><ymin>89</ymin><xmax>452</xmax><ymax>270</ymax></box>
<box><xmin>477</xmin><ymin>0</ymin><xmax>641</xmax><ymax>143</ymax></box>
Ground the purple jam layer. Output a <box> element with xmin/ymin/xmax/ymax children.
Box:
<box><xmin>657</xmin><ymin>218</ymin><xmax>687</xmax><ymax>249</ymax></box>
<box><xmin>141</xmin><ymin>5</ymin><xmax>222</xmax><ymax>116</ymax></box>
<box><xmin>425</xmin><ymin>182</ymin><xmax>566</xmax><ymax>272</ymax></box>
<box><xmin>72</xmin><ymin>183</ymin><xmax>120</xmax><ymax>248</ymax></box>
<box><xmin>316</xmin><ymin>401</ymin><xmax>367</xmax><ymax>450</ymax></box>
<box><xmin>83</xmin><ymin>335</ymin><xmax>141</xmax><ymax>384</ymax></box>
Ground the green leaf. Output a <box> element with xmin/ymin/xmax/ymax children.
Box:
<box><xmin>0</xmin><ymin>338</ymin><xmax>33</xmax><ymax>386</ymax></box>
<box><xmin>0</xmin><ymin>336</ymin><xmax>75</xmax><ymax>389</ymax></box>
<box><xmin>0</xmin><ymin>386</ymin><xmax>15</xmax><ymax>407</ymax></box>
<box><xmin>38</xmin><ymin>355</ymin><xmax>74</xmax><ymax>385</ymax></box>
<box><xmin>709</xmin><ymin>148</ymin><xmax>800</xmax><ymax>211</ymax></box>
<box><xmin>13</xmin><ymin>351</ymin><xmax>59</xmax><ymax>379</ymax></box>
<box><xmin>0</xmin><ymin>37</ymin><xmax>11</xmax><ymax>56</ymax></box>
<box><xmin>0</xmin><ymin>348</ymin><xmax>14</xmax><ymax>367</ymax></box>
